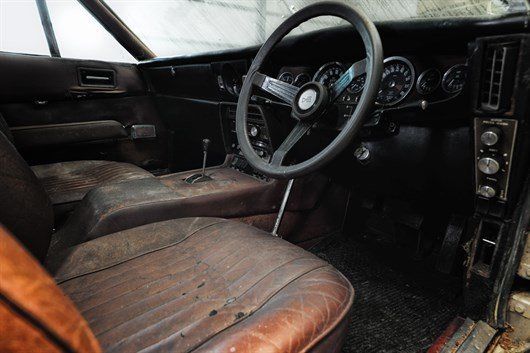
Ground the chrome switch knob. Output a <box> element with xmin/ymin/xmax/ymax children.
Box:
<box><xmin>480</xmin><ymin>127</ymin><xmax>502</xmax><ymax>146</ymax></box>
<box><xmin>478</xmin><ymin>185</ymin><xmax>496</xmax><ymax>199</ymax></box>
<box><xmin>249</xmin><ymin>125</ymin><xmax>260</xmax><ymax>137</ymax></box>
<box><xmin>478</xmin><ymin>156</ymin><xmax>501</xmax><ymax>175</ymax></box>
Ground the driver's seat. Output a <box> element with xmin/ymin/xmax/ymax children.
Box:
<box><xmin>0</xmin><ymin>126</ymin><xmax>354</xmax><ymax>352</ymax></box>
<box><xmin>0</xmin><ymin>218</ymin><xmax>353</xmax><ymax>353</ymax></box>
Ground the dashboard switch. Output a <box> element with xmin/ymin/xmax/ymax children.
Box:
<box><xmin>480</xmin><ymin>127</ymin><xmax>502</xmax><ymax>146</ymax></box>
<box><xmin>478</xmin><ymin>156</ymin><xmax>501</xmax><ymax>175</ymax></box>
<box><xmin>478</xmin><ymin>185</ymin><xmax>496</xmax><ymax>199</ymax></box>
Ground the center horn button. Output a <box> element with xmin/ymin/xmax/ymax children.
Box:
<box><xmin>292</xmin><ymin>82</ymin><xmax>329</xmax><ymax>120</ymax></box>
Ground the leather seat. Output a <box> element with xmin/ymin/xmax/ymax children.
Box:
<box><xmin>1</xmin><ymin>218</ymin><xmax>354</xmax><ymax>353</ymax></box>
<box><xmin>31</xmin><ymin>160</ymin><xmax>153</xmax><ymax>205</ymax></box>
<box><xmin>0</xmin><ymin>115</ymin><xmax>153</xmax><ymax>206</ymax></box>
<box><xmin>0</xmin><ymin>113</ymin><xmax>354</xmax><ymax>353</ymax></box>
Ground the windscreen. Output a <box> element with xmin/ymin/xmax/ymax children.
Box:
<box><xmin>104</xmin><ymin>0</ymin><xmax>529</xmax><ymax>58</ymax></box>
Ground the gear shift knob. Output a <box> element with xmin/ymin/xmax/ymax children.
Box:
<box><xmin>202</xmin><ymin>138</ymin><xmax>211</xmax><ymax>152</ymax></box>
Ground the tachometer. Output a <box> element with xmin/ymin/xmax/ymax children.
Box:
<box><xmin>313</xmin><ymin>62</ymin><xmax>345</xmax><ymax>88</ymax></box>
<box><xmin>442</xmin><ymin>64</ymin><xmax>467</xmax><ymax>93</ymax></box>
<box><xmin>376</xmin><ymin>56</ymin><xmax>415</xmax><ymax>106</ymax></box>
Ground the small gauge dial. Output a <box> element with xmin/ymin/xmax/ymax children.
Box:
<box><xmin>416</xmin><ymin>69</ymin><xmax>441</xmax><ymax>95</ymax></box>
<box><xmin>442</xmin><ymin>65</ymin><xmax>467</xmax><ymax>93</ymax></box>
<box><xmin>313</xmin><ymin>62</ymin><xmax>345</xmax><ymax>88</ymax></box>
<box><xmin>278</xmin><ymin>72</ymin><xmax>294</xmax><ymax>84</ymax></box>
<box><xmin>294</xmin><ymin>73</ymin><xmax>311</xmax><ymax>87</ymax></box>
<box><xmin>376</xmin><ymin>57</ymin><xmax>415</xmax><ymax>106</ymax></box>
<box><xmin>347</xmin><ymin>74</ymin><xmax>366</xmax><ymax>94</ymax></box>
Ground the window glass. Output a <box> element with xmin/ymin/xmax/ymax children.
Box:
<box><xmin>0</xmin><ymin>0</ymin><xmax>50</xmax><ymax>56</ymax></box>
<box><xmin>46</xmin><ymin>0</ymin><xmax>135</xmax><ymax>62</ymax></box>
<box><xmin>104</xmin><ymin>0</ymin><xmax>529</xmax><ymax>58</ymax></box>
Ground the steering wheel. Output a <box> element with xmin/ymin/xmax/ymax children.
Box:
<box><xmin>236</xmin><ymin>1</ymin><xmax>383</xmax><ymax>179</ymax></box>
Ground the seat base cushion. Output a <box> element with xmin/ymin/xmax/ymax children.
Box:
<box><xmin>54</xmin><ymin>218</ymin><xmax>354</xmax><ymax>353</ymax></box>
<box><xmin>31</xmin><ymin>160</ymin><xmax>153</xmax><ymax>205</ymax></box>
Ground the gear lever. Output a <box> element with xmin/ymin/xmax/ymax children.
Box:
<box><xmin>185</xmin><ymin>138</ymin><xmax>213</xmax><ymax>184</ymax></box>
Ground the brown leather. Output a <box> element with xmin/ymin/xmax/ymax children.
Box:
<box><xmin>52</xmin><ymin>217</ymin><xmax>354</xmax><ymax>353</ymax></box>
<box><xmin>47</xmin><ymin>167</ymin><xmax>328</xmax><ymax>256</ymax></box>
<box><xmin>0</xmin><ymin>225</ymin><xmax>101</xmax><ymax>353</ymax></box>
<box><xmin>32</xmin><ymin>160</ymin><xmax>153</xmax><ymax>205</ymax></box>
<box><xmin>0</xmin><ymin>131</ymin><xmax>54</xmax><ymax>262</ymax></box>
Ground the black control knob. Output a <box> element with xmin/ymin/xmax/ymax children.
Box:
<box><xmin>480</xmin><ymin>127</ymin><xmax>502</xmax><ymax>146</ymax></box>
<box><xmin>478</xmin><ymin>156</ymin><xmax>501</xmax><ymax>175</ymax></box>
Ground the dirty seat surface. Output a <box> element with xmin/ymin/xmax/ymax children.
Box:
<box><xmin>31</xmin><ymin>160</ymin><xmax>153</xmax><ymax>205</ymax></box>
<box><xmin>51</xmin><ymin>217</ymin><xmax>354</xmax><ymax>353</ymax></box>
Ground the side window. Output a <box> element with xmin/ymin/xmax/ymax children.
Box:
<box><xmin>0</xmin><ymin>1</ymin><xmax>50</xmax><ymax>56</ymax></box>
<box><xmin>46</xmin><ymin>0</ymin><xmax>135</xmax><ymax>63</ymax></box>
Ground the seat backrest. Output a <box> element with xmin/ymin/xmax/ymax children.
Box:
<box><xmin>0</xmin><ymin>130</ymin><xmax>53</xmax><ymax>262</ymax></box>
<box><xmin>0</xmin><ymin>112</ymin><xmax>15</xmax><ymax>143</ymax></box>
<box><xmin>0</xmin><ymin>225</ymin><xmax>101</xmax><ymax>353</ymax></box>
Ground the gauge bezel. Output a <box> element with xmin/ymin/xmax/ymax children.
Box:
<box><xmin>442</xmin><ymin>64</ymin><xmax>468</xmax><ymax>94</ymax></box>
<box><xmin>312</xmin><ymin>61</ymin><xmax>345</xmax><ymax>83</ymax></box>
<box><xmin>375</xmin><ymin>56</ymin><xmax>416</xmax><ymax>106</ymax></box>
<box><xmin>277</xmin><ymin>71</ymin><xmax>294</xmax><ymax>84</ymax></box>
<box><xmin>294</xmin><ymin>73</ymin><xmax>311</xmax><ymax>87</ymax></box>
<box><xmin>416</xmin><ymin>68</ymin><xmax>441</xmax><ymax>95</ymax></box>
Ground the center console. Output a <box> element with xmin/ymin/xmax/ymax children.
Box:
<box><xmin>220</xmin><ymin>103</ymin><xmax>277</xmax><ymax>180</ymax></box>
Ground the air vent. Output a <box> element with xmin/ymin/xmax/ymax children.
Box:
<box><xmin>78</xmin><ymin>67</ymin><xmax>115</xmax><ymax>87</ymax></box>
<box><xmin>480</xmin><ymin>41</ymin><xmax>519</xmax><ymax>112</ymax></box>
<box><xmin>227</xmin><ymin>105</ymin><xmax>264</xmax><ymax>123</ymax></box>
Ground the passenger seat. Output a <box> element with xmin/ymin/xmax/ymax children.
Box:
<box><xmin>0</xmin><ymin>115</ymin><xmax>153</xmax><ymax>206</ymax></box>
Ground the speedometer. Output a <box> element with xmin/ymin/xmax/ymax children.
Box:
<box><xmin>376</xmin><ymin>56</ymin><xmax>415</xmax><ymax>106</ymax></box>
<box><xmin>313</xmin><ymin>62</ymin><xmax>345</xmax><ymax>88</ymax></box>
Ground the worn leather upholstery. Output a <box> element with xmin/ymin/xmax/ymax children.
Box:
<box><xmin>0</xmin><ymin>131</ymin><xmax>54</xmax><ymax>262</ymax></box>
<box><xmin>47</xmin><ymin>167</ymin><xmax>328</xmax><ymax>254</ymax></box>
<box><xmin>47</xmin><ymin>217</ymin><xmax>354</xmax><ymax>353</ymax></box>
<box><xmin>31</xmin><ymin>160</ymin><xmax>153</xmax><ymax>205</ymax></box>
<box><xmin>0</xmin><ymin>225</ymin><xmax>101</xmax><ymax>353</ymax></box>
<box><xmin>0</xmin><ymin>111</ymin><xmax>153</xmax><ymax>206</ymax></box>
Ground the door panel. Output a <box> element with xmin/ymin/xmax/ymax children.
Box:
<box><xmin>0</xmin><ymin>52</ymin><xmax>167</xmax><ymax>169</ymax></box>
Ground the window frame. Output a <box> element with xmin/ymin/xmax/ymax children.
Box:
<box><xmin>9</xmin><ymin>0</ymin><xmax>153</xmax><ymax>61</ymax></box>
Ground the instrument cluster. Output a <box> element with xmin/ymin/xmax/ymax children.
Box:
<box><xmin>277</xmin><ymin>56</ymin><xmax>468</xmax><ymax>108</ymax></box>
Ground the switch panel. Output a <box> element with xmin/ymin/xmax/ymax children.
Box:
<box><xmin>474</xmin><ymin>118</ymin><xmax>517</xmax><ymax>201</ymax></box>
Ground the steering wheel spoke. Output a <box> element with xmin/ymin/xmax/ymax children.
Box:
<box><xmin>253</xmin><ymin>72</ymin><xmax>299</xmax><ymax>105</ymax></box>
<box><xmin>329</xmin><ymin>58</ymin><xmax>367</xmax><ymax>101</ymax></box>
<box><xmin>271</xmin><ymin>121</ymin><xmax>312</xmax><ymax>166</ymax></box>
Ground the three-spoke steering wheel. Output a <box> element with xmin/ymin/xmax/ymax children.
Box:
<box><xmin>236</xmin><ymin>1</ymin><xmax>383</xmax><ymax>179</ymax></box>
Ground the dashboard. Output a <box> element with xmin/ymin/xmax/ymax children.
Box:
<box><xmin>276</xmin><ymin>55</ymin><xmax>468</xmax><ymax>109</ymax></box>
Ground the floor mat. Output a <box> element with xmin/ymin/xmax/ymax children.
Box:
<box><xmin>311</xmin><ymin>235</ymin><xmax>462</xmax><ymax>353</ymax></box>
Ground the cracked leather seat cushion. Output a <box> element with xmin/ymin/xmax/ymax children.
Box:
<box><xmin>51</xmin><ymin>217</ymin><xmax>354</xmax><ymax>353</ymax></box>
<box><xmin>31</xmin><ymin>160</ymin><xmax>154</xmax><ymax>205</ymax></box>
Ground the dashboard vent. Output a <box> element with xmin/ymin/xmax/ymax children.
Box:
<box><xmin>227</xmin><ymin>105</ymin><xmax>264</xmax><ymax>123</ymax></box>
<box><xmin>480</xmin><ymin>41</ymin><xmax>519</xmax><ymax>112</ymax></box>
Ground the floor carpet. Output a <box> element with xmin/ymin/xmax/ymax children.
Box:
<box><xmin>311</xmin><ymin>235</ymin><xmax>462</xmax><ymax>353</ymax></box>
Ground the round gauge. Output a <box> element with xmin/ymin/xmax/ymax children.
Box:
<box><xmin>294</xmin><ymin>73</ymin><xmax>311</xmax><ymax>87</ymax></box>
<box><xmin>416</xmin><ymin>69</ymin><xmax>441</xmax><ymax>95</ymax></box>
<box><xmin>313</xmin><ymin>62</ymin><xmax>345</xmax><ymax>88</ymax></box>
<box><xmin>278</xmin><ymin>72</ymin><xmax>294</xmax><ymax>84</ymax></box>
<box><xmin>442</xmin><ymin>65</ymin><xmax>468</xmax><ymax>93</ymax></box>
<box><xmin>347</xmin><ymin>73</ymin><xmax>366</xmax><ymax>94</ymax></box>
<box><xmin>376</xmin><ymin>56</ymin><xmax>415</xmax><ymax>106</ymax></box>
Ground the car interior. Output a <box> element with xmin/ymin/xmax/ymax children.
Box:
<box><xmin>1</xmin><ymin>1</ymin><xmax>529</xmax><ymax>353</ymax></box>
